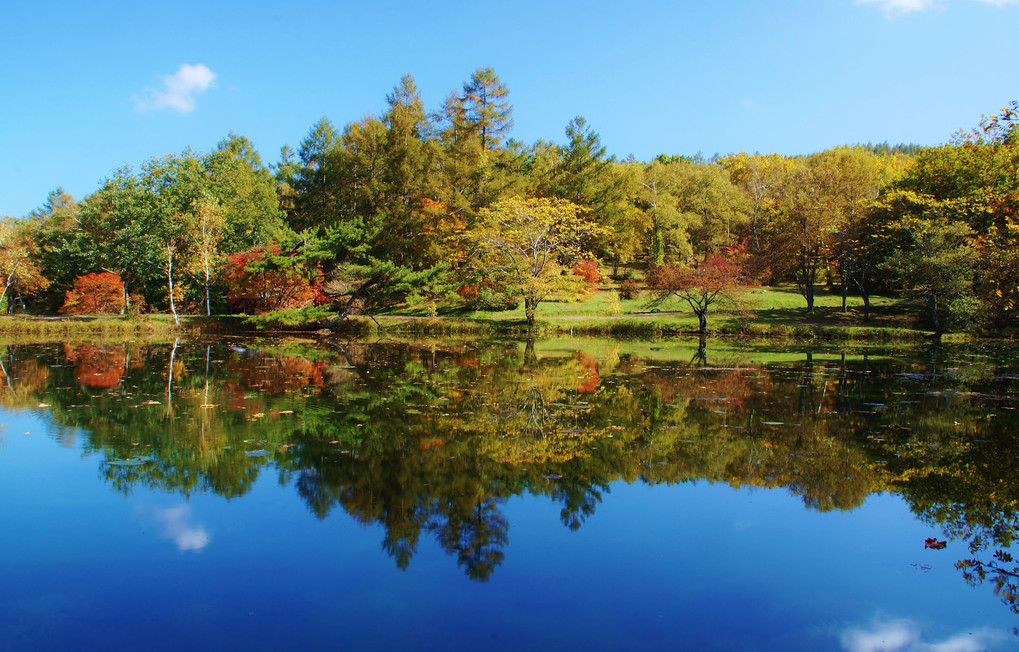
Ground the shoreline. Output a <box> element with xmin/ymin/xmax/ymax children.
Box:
<box><xmin>0</xmin><ymin>312</ymin><xmax>982</xmax><ymax>344</ymax></box>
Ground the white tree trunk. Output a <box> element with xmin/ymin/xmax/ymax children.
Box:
<box><xmin>167</xmin><ymin>245</ymin><xmax>179</xmax><ymax>326</ymax></box>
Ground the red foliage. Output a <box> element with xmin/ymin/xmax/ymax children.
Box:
<box><xmin>572</xmin><ymin>259</ymin><xmax>601</xmax><ymax>294</ymax></box>
<box><xmin>222</xmin><ymin>245</ymin><xmax>325</xmax><ymax>314</ymax></box>
<box><xmin>646</xmin><ymin>254</ymin><xmax>749</xmax><ymax>297</ymax></box>
<box><xmin>64</xmin><ymin>344</ymin><xmax>125</xmax><ymax>389</ymax></box>
<box><xmin>60</xmin><ymin>272</ymin><xmax>125</xmax><ymax>315</ymax></box>
<box><xmin>573</xmin><ymin>352</ymin><xmax>600</xmax><ymax>393</ymax></box>
<box><xmin>618</xmin><ymin>278</ymin><xmax>642</xmax><ymax>300</ymax></box>
<box><xmin>645</xmin><ymin>255</ymin><xmax>752</xmax><ymax>333</ymax></box>
<box><xmin>457</xmin><ymin>283</ymin><xmax>480</xmax><ymax>300</ymax></box>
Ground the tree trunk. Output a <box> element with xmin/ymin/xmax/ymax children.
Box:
<box><xmin>691</xmin><ymin>335</ymin><xmax>708</xmax><ymax>367</ymax></box>
<box><xmin>524</xmin><ymin>297</ymin><xmax>537</xmax><ymax>326</ymax></box>
<box><xmin>696</xmin><ymin>310</ymin><xmax>708</xmax><ymax>335</ymax></box>
<box><xmin>0</xmin><ymin>273</ymin><xmax>13</xmax><ymax>313</ymax></box>
<box><xmin>930</xmin><ymin>296</ymin><xmax>944</xmax><ymax>339</ymax></box>
<box><xmin>204</xmin><ymin>251</ymin><xmax>212</xmax><ymax>317</ymax></box>
<box><xmin>797</xmin><ymin>248</ymin><xmax>816</xmax><ymax>313</ymax></box>
<box><xmin>167</xmin><ymin>245</ymin><xmax>179</xmax><ymax>326</ymax></box>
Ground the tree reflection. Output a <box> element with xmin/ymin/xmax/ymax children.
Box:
<box><xmin>2</xmin><ymin>338</ymin><xmax>1018</xmax><ymax>597</ymax></box>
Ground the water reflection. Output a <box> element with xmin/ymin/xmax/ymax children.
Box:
<box><xmin>840</xmin><ymin>619</ymin><xmax>1005</xmax><ymax>652</ymax></box>
<box><xmin>146</xmin><ymin>505</ymin><xmax>211</xmax><ymax>552</ymax></box>
<box><xmin>1</xmin><ymin>338</ymin><xmax>1018</xmax><ymax>603</ymax></box>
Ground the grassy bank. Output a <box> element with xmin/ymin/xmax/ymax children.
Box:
<box><xmin>0</xmin><ymin>314</ymin><xmax>260</xmax><ymax>343</ymax></box>
<box><xmin>0</xmin><ymin>285</ymin><xmax>973</xmax><ymax>343</ymax></box>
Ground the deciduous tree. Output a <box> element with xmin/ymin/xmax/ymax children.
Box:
<box><xmin>645</xmin><ymin>254</ymin><xmax>750</xmax><ymax>334</ymax></box>
<box><xmin>59</xmin><ymin>272</ymin><xmax>125</xmax><ymax>315</ymax></box>
<box><xmin>885</xmin><ymin>217</ymin><xmax>978</xmax><ymax>338</ymax></box>
<box><xmin>470</xmin><ymin>197</ymin><xmax>605</xmax><ymax>325</ymax></box>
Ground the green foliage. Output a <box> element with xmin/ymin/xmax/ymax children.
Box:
<box><xmin>243</xmin><ymin>305</ymin><xmax>333</xmax><ymax>330</ymax></box>
<box><xmin>885</xmin><ymin>217</ymin><xmax>980</xmax><ymax>337</ymax></box>
<box><xmin>11</xmin><ymin>81</ymin><xmax>1019</xmax><ymax>337</ymax></box>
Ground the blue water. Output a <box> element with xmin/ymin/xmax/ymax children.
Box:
<box><xmin>1</xmin><ymin>406</ymin><xmax>1013</xmax><ymax>651</ymax></box>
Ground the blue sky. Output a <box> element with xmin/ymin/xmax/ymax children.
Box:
<box><xmin>2</xmin><ymin>0</ymin><xmax>1017</xmax><ymax>217</ymax></box>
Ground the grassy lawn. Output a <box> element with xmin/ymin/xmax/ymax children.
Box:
<box><xmin>380</xmin><ymin>278</ymin><xmax>923</xmax><ymax>339</ymax></box>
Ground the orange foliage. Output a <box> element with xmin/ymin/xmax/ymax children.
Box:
<box><xmin>60</xmin><ymin>272</ymin><xmax>125</xmax><ymax>315</ymax></box>
<box><xmin>225</xmin><ymin>354</ymin><xmax>326</xmax><ymax>394</ymax></box>
<box><xmin>64</xmin><ymin>344</ymin><xmax>125</xmax><ymax>389</ymax></box>
<box><xmin>573</xmin><ymin>352</ymin><xmax>600</xmax><ymax>393</ymax></box>
<box><xmin>572</xmin><ymin>259</ymin><xmax>600</xmax><ymax>295</ymax></box>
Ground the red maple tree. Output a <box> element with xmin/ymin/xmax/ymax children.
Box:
<box><xmin>222</xmin><ymin>246</ymin><xmax>325</xmax><ymax>314</ymax></box>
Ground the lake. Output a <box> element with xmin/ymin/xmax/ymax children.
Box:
<box><xmin>1</xmin><ymin>337</ymin><xmax>1017</xmax><ymax>650</ymax></box>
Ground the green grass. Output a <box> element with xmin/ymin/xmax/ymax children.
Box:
<box><xmin>0</xmin><ymin>280</ymin><xmax>945</xmax><ymax>344</ymax></box>
<box><xmin>373</xmin><ymin>281</ymin><xmax>932</xmax><ymax>342</ymax></box>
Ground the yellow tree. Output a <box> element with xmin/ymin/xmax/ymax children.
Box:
<box><xmin>190</xmin><ymin>197</ymin><xmax>226</xmax><ymax>316</ymax></box>
<box><xmin>472</xmin><ymin>197</ymin><xmax>605</xmax><ymax>325</ymax></box>
<box><xmin>0</xmin><ymin>217</ymin><xmax>49</xmax><ymax>312</ymax></box>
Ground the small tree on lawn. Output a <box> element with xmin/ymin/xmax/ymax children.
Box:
<box><xmin>572</xmin><ymin>259</ymin><xmax>601</xmax><ymax>296</ymax></box>
<box><xmin>60</xmin><ymin>272</ymin><xmax>126</xmax><ymax>315</ymax></box>
<box><xmin>471</xmin><ymin>197</ymin><xmax>605</xmax><ymax>326</ymax></box>
<box><xmin>645</xmin><ymin>254</ymin><xmax>750</xmax><ymax>334</ymax></box>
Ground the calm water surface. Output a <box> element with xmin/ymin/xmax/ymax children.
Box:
<box><xmin>1</xmin><ymin>337</ymin><xmax>1018</xmax><ymax>650</ymax></box>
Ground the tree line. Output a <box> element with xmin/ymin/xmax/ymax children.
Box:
<box><xmin>1</xmin><ymin>69</ymin><xmax>1016</xmax><ymax>335</ymax></box>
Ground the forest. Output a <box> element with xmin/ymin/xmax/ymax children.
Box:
<box><xmin>1</xmin><ymin>68</ymin><xmax>1017</xmax><ymax>336</ymax></box>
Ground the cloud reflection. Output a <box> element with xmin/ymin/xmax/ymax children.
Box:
<box><xmin>841</xmin><ymin>619</ymin><xmax>1004</xmax><ymax>652</ymax></box>
<box><xmin>152</xmin><ymin>505</ymin><xmax>211</xmax><ymax>552</ymax></box>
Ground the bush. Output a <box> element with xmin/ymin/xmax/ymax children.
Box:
<box><xmin>618</xmin><ymin>279</ymin><xmax>642</xmax><ymax>300</ymax></box>
<box><xmin>244</xmin><ymin>305</ymin><xmax>333</xmax><ymax>330</ymax></box>
<box><xmin>605</xmin><ymin>293</ymin><xmax>622</xmax><ymax>315</ymax></box>
<box><xmin>572</xmin><ymin>259</ymin><xmax>601</xmax><ymax>294</ymax></box>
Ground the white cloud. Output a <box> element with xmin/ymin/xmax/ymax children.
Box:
<box><xmin>840</xmin><ymin>619</ymin><xmax>1005</xmax><ymax>652</ymax></box>
<box><xmin>856</xmin><ymin>0</ymin><xmax>1018</xmax><ymax>14</ymax></box>
<box><xmin>855</xmin><ymin>0</ymin><xmax>940</xmax><ymax>16</ymax></box>
<box><xmin>134</xmin><ymin>63</ymin><xmax>216</xmax><ymax>113</ymax></box>
<box><xmin>153</xmin><ymin>505</ymin><xmax>211</xmax><ymax>552</ymax></box>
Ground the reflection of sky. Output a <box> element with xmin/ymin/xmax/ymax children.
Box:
<box><xmin>3</xmin><ymin>400</ymin><xmax>1019</xmax><ymax>650</ymax></box>
<box><xmin>150</xmin><ymin>505</ymin><xmax>211</xmax><ymax>552</ymax></box>
<box><xmin>841</xmin><ymin>619</ymin><xmax>1005</xmax><ymax>652</ymax></box>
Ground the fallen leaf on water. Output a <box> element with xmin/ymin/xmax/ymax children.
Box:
<box><xmin>37</xmin><ymin>403</ymin><xmax>50</xmax><ymax>408</ymax></box>
<box><xmin>924</xmin><ymin>537</ymin><xmax>947</xmax><ymax>550</ymax></box>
